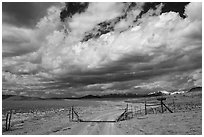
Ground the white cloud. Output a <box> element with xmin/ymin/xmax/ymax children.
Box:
<box><xmin>29</xmin><ymin>2</ymin><xmax>201</xmax><ymax>80</ymax></box>
<box><xmin>19</xmin><ymin>91</ymin><xmax>28</xmax><ymax>96</ymax></box>
<box><xmin>134</xmin><ymin>81</ymin><xmax>173</xmax><ymax>90</ymax></box>
<box><xmin>2</xmin><ymin>89</ymin><xmax>16</xmax><ymax>95</ymax></box>
<box><xmin>36</xmin><ymin>5</ymin><xmax>63</xmax><ymax>42</ymax></box>
<box><xmin>114</xmin><ymin>4</ymin><xmax>143</xmax><ymax>32</ymax></box>
<box><xmin>3</xmin><ymin>71</ymin><xmax>41</xmax><ymax>85</ymax></box>
<box><xmin>185</xmin><ymin>2</ymin><xmax>202</xmax><ymax>21</ymax></box>
<box><xmin>66</xmin><ymin>2</ymin><xmax>125</xmax><ymax>41</ymax></box>
<box><xmin>86</xmin><ymin>83</ymin><xmax>114</xmax><ymax>90</ymax></box>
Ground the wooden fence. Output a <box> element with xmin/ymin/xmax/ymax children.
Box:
<box><xmin>116</xmin><ymin>97</ymin><xmax>174</xmax><ymax>122</ymax></box>
<box><xmin>68</xmin><ymin>106</ymin><xmax>82</xmax><ymax>122</ymax></box>
<box><xmin>3</xmin><ymin>110</ymin><xmax>13</xmax><ymax>131</ymax></box>
<box><xmin>144</xmin><ymin>97</ymin><xmax>173</xmax><ymax>115</ymax></box>
<box><xmin>116</xmin><ymin>104</ymin><xmax>138</xmax><ymax>122</ymax></box>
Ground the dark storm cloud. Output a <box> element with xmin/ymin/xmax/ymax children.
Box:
<box><xmin>161</xmin><ymin>2</ymin><xmax>190</xmax><ymax>18</ymax></box>
<box><xmin>50</xmin><ymin>41</ymin><xmax>201</xmax><ymax>88</ymax></box>
<box><xmin>46</xmin><ymin>48</ymin><xmax>201</xmax><ymax>89</ymax></box>
<box><xmin>2</xmin><ymin>2</ymin><xmax>59</xmax><ymax>28</ymax></box>
<box><xmin>139</xmin><ymin>2</ymin><xmax>189</xmax><ymax>18</ymax></box>
<box><xmin>66</xmin><ymin>54</ymin><xmax>154</xmax><ymax>77</ymax></box>
<box><xmin>60</xmin><ymin>2</ymin><xmax>89</xmax><ymax>22</ymax></box>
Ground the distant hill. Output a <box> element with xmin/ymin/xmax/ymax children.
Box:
<box><xmin>2</xmin><ymin>95</ymin><xmax>15</xmax><ymax>100</ymax></box>
<box><xmin>188</xmin><ymin>87</ymin><xmax>202</xmax><ymax>92</ymax></box>
<box><xmin>79</xmin><ymin>95</ymin><xmax>101</xmax><ymax>99</ymax></box>
<box><xmin>2</xmin><ymin>95</ymin><xmax>43</xmax><ymax>101</ymax></box>
<box><xmin>77</xmin><ymin>92</ymin><xmax>164</xmax><ymax>99</ymax></box>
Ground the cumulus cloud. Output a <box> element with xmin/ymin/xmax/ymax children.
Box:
<box><xmin>185</xmin><ymin>2</ymin><xmax>202</xmax><ymax>21</ymax></box>
<box><xmin>2</xmin><ymin>2</ymin><xmax>202</xmax><ymax>97</ymax></box>
<box><xmin>40</xmin><ymin>3</ymin><xmax>201</xmax><ymax>78</ymax></box>
<box><xmin>36</xmin><ymin>5</ymin><xmax>63</xmax><ymax>41</ymax></box>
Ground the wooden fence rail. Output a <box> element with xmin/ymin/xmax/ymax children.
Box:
<box><xmin>145</xmin><ymin>104</ymin><xmax>161</xmax><ymax>107</ymax></box>
<box><xmin>68</xmin><ymin>98</ymin><xmax>173</xmax><ymax>123</ymax></box>
<box><xmin>145</xmin><ymin>97</ymin><xmax>173</xmax><ymax>115</ymax></box>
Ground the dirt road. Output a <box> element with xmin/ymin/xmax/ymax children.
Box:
<box><xmin>51</xmin><ymin>101</ymin><xmax>144</xmax><ymax>135</ymax></box>
<box><xmin>51</xmin><ymin>109</ymin><xmax>125</xmax><ymax>135</ymax></box>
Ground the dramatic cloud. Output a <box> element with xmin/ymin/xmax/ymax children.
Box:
<box><xmin>2</xmin><ymin>2</ymin><xmax>202</xmax><ymax>97</ymax></box>
<box><xmin>2</xmin><ymin>4</ymin><xmax>63</xmax><ymax>58</ymax></box>
<box><xmin>65</xmin><ymin>2</ymin><xmax>125</xmax><ymax>41</ymax></box>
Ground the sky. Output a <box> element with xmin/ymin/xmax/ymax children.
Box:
<box><xmin>2</xmin><ymin>2</ymin><xmax>202</xmax><ymax>98</ymax></box>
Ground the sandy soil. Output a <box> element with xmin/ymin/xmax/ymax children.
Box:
<box><xmin>2</xmin><ymin>96</ymin><xmax>202</xmax><ymax>135</ymax></box>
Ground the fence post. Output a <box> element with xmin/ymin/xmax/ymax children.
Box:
<box><xmin>125</xmin><ymin>104</ymin><xmax>128</xmax><ymax>119</ymax></box>
<box><xmin>8</xmin><ymin>110</ymin><xmax>12</xmax><ymax>130</ymax></box>
<box><xmin>71</xmin><ymin>106</ymin><xmax>73</xmax><ymax>120</ymax></box>
<box><xmin>68</xmin><ymin>107</ymin><xmax>70</xmax><ymax>121</ymax></box>
<box><xmin>161</xmin><ymin>100</ymin><xmax>164</xmax><ymax>113</ymax></box>
<box><xmin>145</xmin><ymin>101</ymin><xmax>147</xmax><ymax>115</ymax></box>
<box><xmin>68</xmin><ymin>107</ymin><xmax>71</xmax><ymax>121</ymax></box>
<box><xmin>5</xmin><ymin>112</ymin><xmax>9</xmax><ymax>131</ymax></box>
<box><xmin>72</xmin><ymin>106</ymin><xmax>74</xmax><ymax>121</ymax></box>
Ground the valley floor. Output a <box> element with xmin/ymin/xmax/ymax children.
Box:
<box><xmin>2</xmin><ymin>92</ymin><xmax>202</xmax><ymax>135</ymax></box>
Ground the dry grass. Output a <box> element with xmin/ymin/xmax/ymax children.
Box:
<box><xmin>116</xmin><ymin>90</ymin><xmax>202</xmax><ymax>135</ymax></box>
<box><xmin>2</xmin><ymin>99</ymin><xmax>101</xmax><ymax>114</ymax></box>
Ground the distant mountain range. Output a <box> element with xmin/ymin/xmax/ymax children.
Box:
<box><xmin>2</xmin><ymin>95</ymin><xmax>14</xmax><ymax>100</ymax></box>
<box><xmin>2</xmin><ymin>87</ymin><xmax>202</xmax><ymax>101</ymax></box>
<box><xmin>2</xmin><ymin>95</ymin><xmax>43</xmax><ymax>101</ymax></box>
<box><xmin>78</xmin><ymin>92</ymin><xmax>164</xmax><ymax>99</ymax></box>
<box><xmin>188</xmin><ymin>87</ymin><xmax>202</xmax><ymax>92</ymax></box>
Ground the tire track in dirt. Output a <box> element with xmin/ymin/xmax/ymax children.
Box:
<box><xmin>74</xmin><ymin>109</ymin><xmax>123</xmax><ymax>135</ymax></box>
<box><xmin>51</xmin><ymin>109</ymin><xmax>124</xmax><ymax>135</ymax></box>
<box><xmin>50</xmin><ymin>102</ymin><xmax>139</xmax><ymax>135</ymax></box>
<box><xmin>99</xmin><ymin>112</ymin><xmax>123</xmax><ymax>135</ymax></box>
